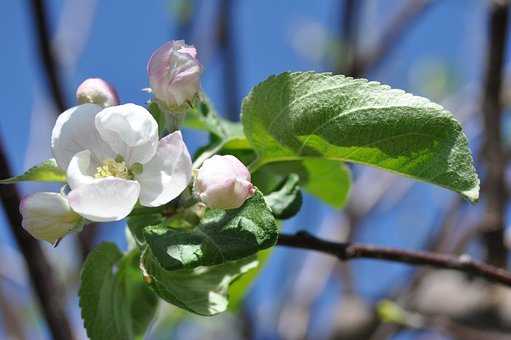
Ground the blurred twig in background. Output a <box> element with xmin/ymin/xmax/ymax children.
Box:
<box><xmin>0</xmin><ymin>138</ymin><xmax>74</xmax><ymax>340</ymax></box>
<box><xmin>27</xmin><ymin>0</ymin><xmax>98</xmax><ymax>262</ymax></box>
<box><xmin>217</xmin><ymin>0</ymin><xmax>241</xmax><ymax>121</ymax></box>
<box><xmin>480</xmin><ymin>0</ymin><xmax>509</xmax><ymax>269</ymax></box>
<box><xmin>28</xmin><ymin>0</ymin><xmax>67</xmax><ymax>112</ymax></box>
<box><xmin>356</xmin><ymin>0</ymin><xmax>432</xmax><ymax>76</ymax></box>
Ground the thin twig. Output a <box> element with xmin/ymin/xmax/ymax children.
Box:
<box><xmin>278</xmin><ymin>231</ymin><xmax>511</xmax><ymax>288</ymax></box>
<box><xmin>480</xmin><ymin>0</ymin><xmax>509</xmax><ymax>268</ymax></box>
<box><xmin>0</xmin><ymin>138</ymin><xmax>74</xmax><ymax>340</ymax></box>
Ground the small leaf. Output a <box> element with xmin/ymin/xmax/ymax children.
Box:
<box><xmin>79</xmin><ymin>243</ymin><xmax>158</xmax><ymax>340</ymax></box>
<box><xmin>141</xmin><ymin>248</ymin><xmax>258</xmax><ymax>316</ymax></box>
<box><xmin>144</xmin><ymin>190</ymin><xmax>278</xmax><ymax>270</ymax></box>
<box><xmin>0</xmin><ymin>159</ymin><xmax>65</xmax><ymax>184</ymax></box>
<box><xmin>242</xmin><ymin>72</ymin><xmax>479</xmax><ymax>202</ymax></box>
<box><xmin>264</xmin><ymin>174</ymin><xmax>302</xmax><ymax>219</ymax></box>
<box><xmin>128</xmin><ymin>213</ymin><xmax>164</xmax><ymax>246</ymax></box>
<box><xmin>254</xmin><ymin>159</ymin><xmax>351</xmax><ymax>208</ymax></box>
<box><xmin>183</xmin><ymin>99</ymin><xmax>248</xmax><ymax>148</ymax></box>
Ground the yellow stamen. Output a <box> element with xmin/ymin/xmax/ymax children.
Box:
<box><xmin>95</xmin><ymin>159</ymin><xmax>130</xmax><ymax>179</ymax></box>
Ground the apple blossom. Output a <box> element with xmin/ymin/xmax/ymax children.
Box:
<box><xmin>51</xmin><ymin>103</ymin><xmax>192</xmax><ymax>222</ymax></box>
<box><xmin>20</xmin><ymin>192</ymin><xmax>83</xmax><ymax>244</ymax></box>
<box><xmin>147</xmin><ymin>40</ymin><xmax>201</xmax><ymax>110</ymax></box>
<box><xmin>195</xmin><ymin>155</ymin><xmax>255</xmax><ymax>209</ymax></box>
<box><xmin>76</xmin><ymin>78</ymin><xmax>119</xmax><ymax>107</ymax></box>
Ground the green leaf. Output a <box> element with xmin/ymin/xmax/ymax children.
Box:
<box><xmin>183</xmin><ymin>99</ymin><xmax>249</xmax><ymax>149</ymax></box>
<box><xmin>242</xmin><ymin>72</ymin><xmax>479</xmax><ymax>202</ymax></box>
<box><xmin>144</xmin><ymin>190</ymin><xmax>278</xmax><ymax>270</ymax></box>
<box><xmin>141</xmin><ymin>249</ymin><xmax>258</xmax><ymax>316</ymax></box>
<box><xmin>79</xmin><ymin>243</ymin><xmax>158</xmax><ymax>340</ymax></box>
<box><xmin>127</xmin><ymin>213</ymin><xmax>164</xmax><ymax>246</ymax></box>
<box><xmin>0</xmin><ymin>159</ymin><xmax>65</xmax><ymax>184</ymax></box>
<box><xmin>264</xmin><ymin>174</ymin><xmax>302</xmax><ymax>219</ymax></box>
<box><xmin>253</xmin><ymin>159</ymin><xmax>351</xmax><ymax>208</ymax></box>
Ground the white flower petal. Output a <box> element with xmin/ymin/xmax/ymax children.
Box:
<box><xmin>67</xmin><ymin>150</ymin><xmax>98</xmax><ymax>190</ymax></box>
<box><xmin>136</xmin><ymin>131</ymin><xmax>192</xmax><ymax>207</ymax></box>
<box><xmin>20</xmin><ymin>192</ymin><xmax>82</xmax><ymax>244</ymax></box>
<box><xmin>68</xmin><ymin>178</ymin><xmax>140</xmax><ymax>222</ymax></box>
<box><xmin>95</xmin><ymin>103</ymin><xmax>159</xmax><ymax>165</ymax></box>
<box><xmin>51</xmin><ymin>103</ymin><xmax>115</xmax><ymax>170</ymax></box>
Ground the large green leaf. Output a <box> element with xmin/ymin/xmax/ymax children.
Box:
<box><xmin>242</xmin><ymin>72</ymin><xmax>479</xmax><ymax>202</ymax></box>
<box><xmin>144</xmin><ymin>190</ymin><xmax>278</xmax><ymax>270</ymax></box>
<box><xmin>0</xmin><ymin>159</ymin><xmax>65</xmax><ymax>184</ymax></box>
<box><xmin>79</xmin><ymin>243</ymin><xmax>158</xmax><ymax>340</ymax></box>
<box><xmin>141</xmin><ymin>249</ymin><xmax>258</xmax><ymax>316</ymax></box>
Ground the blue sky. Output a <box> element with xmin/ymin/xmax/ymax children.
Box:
<box><xmin>0</xmin><ymin>1</ymin><xmax>505</xmax><ymax>339</ymax></box>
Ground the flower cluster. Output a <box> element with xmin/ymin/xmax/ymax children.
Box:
<box><xmin>20</xmin><ymin>41</ymin><xmax>254</xmax><ymax>245</ymax></box>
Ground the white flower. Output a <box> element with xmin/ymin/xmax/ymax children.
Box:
<box><xmin>195</xmin><ymin>155</ymin><xmax>255</xmax><ymax>209</ymax></box>
<box><xmin>51</xmin><ymin>103</ymin><xmax>192</xmax><ymax>222</ymax></box>
<box><xmin>20</xmin><ymin>192</ymin><xmax>82</xmax><ymax>244</ymax></box>
<box><xmin>76</xmin><ymin>78</ymin><xmax>119</xmax><ymax>108</ymax></box>
<box><xmin>147</xmin><ymin>40</ymin><xmax>201</xmax><ymax>109</ymax></box>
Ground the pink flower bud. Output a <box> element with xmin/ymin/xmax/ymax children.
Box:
<box><xmin>147</xmin><ymin>40</ymin><xmax>202</xmax><ymax>109</ymax></box>
<box><xmin>76</xmin><ymin>78</ymin><xmax>119</xmax><ymax>107</ymax></box>
<box><xmin>195</xmin><ymin>155</ymin><xmax>255</xmax><ymax>209</ymax></box>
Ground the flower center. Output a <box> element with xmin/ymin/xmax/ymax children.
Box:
<box><xmin>95</xmin><ymin>159</ymin><xmax>130</xmax><ymax>179</ymax></box>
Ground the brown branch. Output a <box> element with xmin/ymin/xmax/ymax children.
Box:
<box><xmin>480</xmin><ymin>0</ymin><xmax>509</xmax><ymax>268</ymax></box>
<box><xmin>0</xmin><ymin>138</ymin><xmax>74</xmax><ymax>339</ymax></box>
<box><xmin>277</xmin><ymin>231</ymin><xmax>511</xmax><ymax>288</ymax></box>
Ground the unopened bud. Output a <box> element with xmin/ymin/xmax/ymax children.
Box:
<box><xmin>147</xmin><ymin>40</ymin><xmax>201</xmax><ymax>110</ymax></box>
<box><xmin>20</xmin><ymin>192</ymin><xmax>83</xmax><ymax>244</ymax></box>
<box><xmin>195</xmin><ymin>155</ymin><xmax>255</xmax><ymax>209</ymax></box>
<box><xmin>76</xmin><ymin>78</ymin><xmax>119</xmax><ymax>107</ymax></box>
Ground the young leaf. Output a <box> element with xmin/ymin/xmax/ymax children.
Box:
<box><xmin>141</xmin><ymin>249</ymin><xmax>258</xmax><ymax>316</ymax></box>
<box><xmin>144</xmin><ymin>190</ymin><xmax>278</xmax><ymax>270</ymax></box>
<box><xmin>254</xmin><ymin>159</ymin><xmax>351</xmax><ymax>208</ymax></box>
<box><xmin>242</xmin><ymin>72</ymin><xmax>479</xmax><ymax>202</ymax></box>
<box><xmin>183</xmin><ymin>99</ymin><xmax>249</xmax><ymax>149</ymax></box>
<box><xmin>0</xmin><ymin>159</ymin><xmax>65</xmax><ymax>184</ymax></box>
<box><xmin>264</xmin><ymin>174</ymin><xmax>302</xmax><ymax>219</ymax></box>
<box><xmin>79</xmin><ymin>243</ymin><xmax>158</xmax><ymax>340</ymax></box>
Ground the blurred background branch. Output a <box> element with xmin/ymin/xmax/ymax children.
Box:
<box><xmin>480</xmin><ymin>0</ymin><xmax>509</xmax><ymax>269</ymax></box>
<box><xmin>0</xmin><ymin>138</ymin><xmax>74</xmax><ymax>340</ymax></box>
<box><xmin>28</xmin><ymin>0</ymin><xmax>99</xmax><ymax>262</ymax></box>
